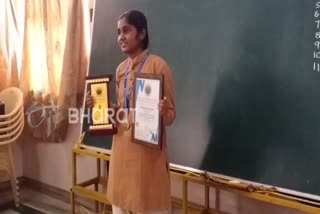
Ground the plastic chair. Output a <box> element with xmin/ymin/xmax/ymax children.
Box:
<box><xmin>0</xmin><ymin>87</ymin><xmax>24</xmax><ymax>207</ymax></box>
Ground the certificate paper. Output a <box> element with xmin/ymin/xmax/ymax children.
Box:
<box><xmin>133</xmin><ymin>74</ymin><xmax>163</xmax><ymax>149</ymax></box>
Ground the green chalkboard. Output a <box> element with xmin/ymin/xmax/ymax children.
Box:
<box><xmin>83</xmin><ymin>0</ymin><xmax>320</xmax><ymax>199</ymax></box>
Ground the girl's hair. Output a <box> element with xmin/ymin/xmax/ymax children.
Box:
<box><xmin>119</xmin><ymin>10</ymin><xmax>149</xmax><ymax>50</ymax></box>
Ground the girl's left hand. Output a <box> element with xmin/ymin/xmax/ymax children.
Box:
<box><xmin>158</xmin><ymin>96</ymin><xmax>169</xmax><ymax>116</ymax></box>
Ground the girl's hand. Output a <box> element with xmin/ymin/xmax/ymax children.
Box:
<box><xmin>158</xmin><ymin>96</ymin><xmax>169</xmax><ymax>116</ymax></box>
<box><xmin>86</xmin><ymin>91</ymin><xmax>94</xmax><ymax>108</ymax></box>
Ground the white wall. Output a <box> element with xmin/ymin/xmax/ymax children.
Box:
<box><xmin>22</xmin><ymin>123</ymin><xmax>97</xmax><ymax>191</ymax></box>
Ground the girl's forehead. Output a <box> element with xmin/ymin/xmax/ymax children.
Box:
<box><xmin>118</xmin><ymin>18</ymin><xmax>130</xmax><ymax>28</ymax></box>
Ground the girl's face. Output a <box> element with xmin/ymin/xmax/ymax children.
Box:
<box><xmin>117</xmin><ymin>18</ymin><xmax>145</xmax><ymax>55</ymax></box>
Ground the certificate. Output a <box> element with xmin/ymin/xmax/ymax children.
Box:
<box><xmin>132</xmin><ymin>73</ymin><xmax>163</xmax><ymax>149</ymax></box>
<box><xmin>85</xmin><ymin>75</ymin><xmax>117</xmax><ymax>136</ymax></box>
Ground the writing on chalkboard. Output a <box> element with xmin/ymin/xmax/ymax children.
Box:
<box><xmin>314</xmin><ymin>2</ymin><xmax>320</xmax><ymax>71</ymax></box>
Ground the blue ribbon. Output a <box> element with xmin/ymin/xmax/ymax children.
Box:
<box><xmin>124</xmin><ymin>52</ymin><xmax>150</xmax><ymax>109</ymax></box>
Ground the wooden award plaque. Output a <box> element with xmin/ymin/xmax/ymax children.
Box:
<box><xmin>85</xmin><ymin>75</ymin><xmax>117</xmax><ymax>136</ymax></box>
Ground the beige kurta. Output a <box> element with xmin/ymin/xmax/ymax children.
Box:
<box><xmin>107</xmin><ymin>50</ymin><xmax>176</xmax><ymax>213</ymax></box>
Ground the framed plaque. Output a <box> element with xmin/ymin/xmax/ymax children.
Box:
<box><xmin>85</xmin><ymin>75</ymin><xmax>117</xmax><ymax>136</ymax></box>
<box><xmin>132</xmin><ymin>73</ymin><xmax>164</xmax><ymax>149</ymax></box>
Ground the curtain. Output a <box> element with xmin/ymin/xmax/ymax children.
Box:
<box><xmin>0</xmin><ymin>0</ymin><xmax>90</xmax><ymax>142</ymax></box>
<box><xmin>0</xmin><ymin>0</ymin><xmax>24</xmax><ymax>91</ymax></box>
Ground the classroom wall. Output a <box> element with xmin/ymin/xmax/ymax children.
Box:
<box><xmin>22</xmin><ymin>123</ymin><xmax>96</xmax><ymax>191</ymax></box>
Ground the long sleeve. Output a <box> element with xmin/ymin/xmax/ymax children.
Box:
<box><xmin>115</xmin><ymin>61</ymin><xmax>126</xmax><ymax>107</ymax></box>
<box><xmin>114</xmin><ymin>63</ymin><xmax>125</xmax><ymax>124</ymax></box>
<box><xmin>115</xmin><ymin>67</ymin><xmax>120</xmax><ymax>107</ymax></box>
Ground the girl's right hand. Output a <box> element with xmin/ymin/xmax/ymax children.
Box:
<box><xmin>86</xmin><ymin>91</ymin><xmax>94</xmax><ymax>108</ymax></box>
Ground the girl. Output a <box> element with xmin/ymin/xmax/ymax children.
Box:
<box><xmin>87</xmin><ymin>10</ymin><xmax>176</xmax><ymax>214</ymax></box>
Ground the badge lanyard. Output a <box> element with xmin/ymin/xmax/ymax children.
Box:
<box><xmin>124</xmin><ymin>52</ymin><xmax>150</xmax><ymax>110</ymax></box>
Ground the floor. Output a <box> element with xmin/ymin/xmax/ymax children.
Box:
<box><xmin>0</xmin><ymin>203</ymin><xmax>43</xmax><ymax>214</ymax></box>
<box><xmin>0</xmin><ymin>183</ymin><xmax>103</xmax><ymax>214</ymax></box>
<box><xmin>0</xmin><ymin>183</ymin><xmax>181</xmax><ymax>214</ymax></box>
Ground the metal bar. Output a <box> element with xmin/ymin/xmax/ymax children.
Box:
<box><xmin>78</xmin><ymin>177</ymin><xmax>99</xmax><ymax>187</ymax></box>
<box><xmin>205</xmin><ymin>184</ymin><xmax>209</xmax><ymax>212</ymax></box>
<box><xmin>71</xmin><ymin>150</ymin><xmax>77</xmax><ymax>214</ymax></box>
<box><xmin>72</xmin><ymin>151</ymin><xmax>77</xmax><ymax>186</ymax></box>
<box><xmin>215</xmin><ymin>188</ymin><xmax>220</xmax><ymax>212</ymax></box>
<box><xmin>73</xmin><ymin>186</ymin><xmax>111</xmax><ymax>204</ymax></box>
<box><xmin>183</xmin><ymin>179</ymin><xmax>188</xmax><ymax>214</ymax></box>
<box><xmin>73</xmin><ymin>147</ymin><xmax>110</xmax><ymax>161</ymax></box>
<box><xmin>70</xmin><ymin>190</ymin><xmax>75</xmax><ymax>214</ymax></box>
<box><xmin>95</xmin><ymin>157</ymin><xmax>101</xmax><ymax>212</ymax></box>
